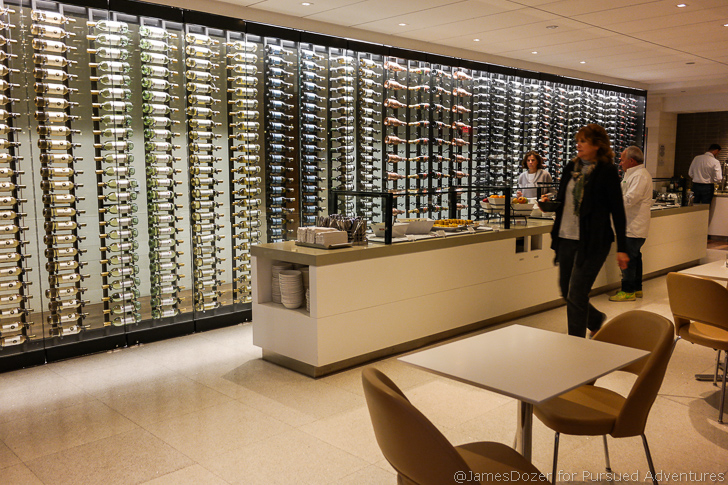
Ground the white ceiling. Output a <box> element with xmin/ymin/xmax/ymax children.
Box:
<box><xmin>234</xmin><ymin>0</ymin><xmax>728</xmax><ymax>96</ymax></box>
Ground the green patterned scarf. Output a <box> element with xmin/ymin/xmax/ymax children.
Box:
<box><xmin>571</xmin><ymin>160</ymin><xmax>595</xmax><ymax>216</ymax></box>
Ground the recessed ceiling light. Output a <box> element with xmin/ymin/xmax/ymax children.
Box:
<box><xmin>686</xmin><ymin>61</ymin><xmax>695</xmax><ymax>64</ymax></box>
<box><xmin>724</xmin><ymin>23</ymin><xmax>728</xmax><ymax>27</ymax></box>
<box><xmin>580</xmin><ymin>61</ymin><xmax>586</xmax><ymax>64</ymax></box>
<box><xmin>676</xmin><ymin>3</ymin><xmax>687</xmax><ymax>7</ymax></box>
<box><xmin>546</xmin><ymin>25</ymin><xmax>558</xmax><ymax>29</ymax></box>
<box><xmin>301</xmin><ymin>2</ymin><xmax>312</xmax><ymax>5</ymax></box>
<box><xmin>398</xmin><ymin>23</ymin><xmax>407</xmax><ymax>26</ymax></box>
<box><xmin>531</xmin><ymin>51</ymin><xmax>538</xmax><ymax>54</ymax></box>
<box><xmin>473</xmin><ymin>38</ymin><xmax>480</xmax><ymax>42</ymax></box>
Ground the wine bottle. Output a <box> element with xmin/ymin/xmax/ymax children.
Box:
<box><xmin>99</xmin><ymin>191</ymin><xmax>137</xmax><ymax>203</ymax></box>
<box><xmin>140</xmin><ymin>65</ymin><xmax>170</xmax><ymax>77</ymax></box>
<box><xmin>48</xmin><ymin>273</ymin><xmax>88</xmax><ymax>285</ymax></box>
<box><xmin>103</xmin><ymin>277</ymin><xmax>141</xmax><ymax>291</ymax></box>
<box><xmin>139</xmin><ymin>26</ymin><xmax>173</xmax><ymax>40</ymax></box>
<box><xmin>45</xmin><ymin>286</ymin><xmax>85</xmax><ymax>299</ymax></box>
<box><xmin>187</xmin><ymin>70</ymin><xmax>217</xmax><ymax>83</ymax></box>
<box><xmin>140</xmin><ymin>78</ymin><xmax>171</xmax><ymax>91</ymax></box>
<box><xmin>185</xmin><ymin>45</ymin><xmax>215</xmax><ymax>58</ymax></box>
<box><xmin>101</xmin><ymin>253</ymin><xmax>139</xmax><ymax>266</ymax></box>
<box><xmin>110</xmin><ymin>313</ymin><xmax>141</xmax><ymax>327</ymax></box>
<box><xmin>31</xmin><ymin>38</ymin><xmax>69</xmax><ymax>53</ymax></box>
<box><xmin>94</xmin><ymin>33</ymin><xmax>130</xmax><ymax>47</ymax></box>
<box><xmin>37</xmin><ymin>139</ymin><xmax>80</xmax><ymax>150</ymax></box>
<box><xmin>34</xmin><ymin>97</ymin><xmax>70</xmax><ymax>112</ymax></box>
<box><xmin>31</xmin><ymin>10</ymin><xmax>74</xmax><ymax>24</ymax></box>
<box><xmin>44</xmin><ymin>220</ymin><xmax>81</xmax><ymax>231</ymax></box>
<box><xmin>150</xmin><ymin>285</ymin><xmax>182</xmax><ymax>297</ymax></box>
<box><xmin>139</xmin><ymin>38</ymin><xmax>172</xmax><ymax>52</ymax></box>
<box><xmin>104</xmin><ymin>301</ymin><xmax>142</xmax><ymax>315</ymax></box>
<box><xmin>90</xmin><ymin>20</ymin><xmax>129</xmax><ymax>34</ymax></box>
<box><xmin>227</xmin><ymin>39</ymin><xmax>257</xmax><ymax>52</ymax></box>
<box><xmin>36</xmin><ymin>126</ymin><xmax>78</xmax><ymax>138</ymax></box>
<box><xmin>44</xmin><ymin>247</ymin><xmax>81</xmax><ymax>258</ymax></box>
<box><xmin>188</xmin><ymin>94</ymin><xmax>218</xmax><ymax>106</ymax></box>
<box><xmin>92</xmin><ymin>47</ymin><xmax>130</xmax><ymax>60</ymax></box>
<box><xmin>141</xmin><ymin>91</ymin><xmax>174</xmax><ymax>103</ymax></box>
<box><xmin>101</xmin><ymin>266</ymin><xmax>139</xmax><ymax>279</ymax></box>
<box><xmin>34</xmin><ymin>82</ymin><xmax>77</xmax><ymax>96</ymax></box>
<box><xmin>30</xmin><ymin>24</ymin><xmax>73</xmax><ymax>39</ymax></box>
<box><xmin>100</xmin><ymin>216</ymin><xmax>138</xmax><ymax>228</ymax></box>
<box><xmin>139</xmin><ymin>52</ymin><xmax>174</xmax><ymax>65</ymax></box>
<box><xmin>152</xmin><ymin>308</ymin><xmax>180</xmax><ymax>319</ymax></box>
<box><xmin>149</xmin><ymin>258</ymin><xmax>180</xmax><ymax>273</ymax></box>
<box><xmin>148</xmin><ymin>238</ymin><xmax>181</xmax><ymax>249</ymax></box>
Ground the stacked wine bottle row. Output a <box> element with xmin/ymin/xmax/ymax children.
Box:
<box><xmin>186</xmin><ymin>29</ymin><xmax>224</xmax><ymax>313</ymax></box>
<box><xmin>0</xmin><ymin>4</ymin><xmax>30</xmax><ymax>348</ymax></box>
<box><xmin>471</xmin><ymin>76</ymin><xmax>490</xmax><ymax>216</ymax></box>
<box><xmin>228</xmin><ymin>35</ymin><xmax>259</xmax><ymax>305</ymax></box>
<box><xmin>264</xmin><ymin>41</ymin><xmax>297</xmax><ymax>243</ymax></box>
<box><xmin>34</xmin><ymin>8</ymin><xmax>89</xmax><ymax>337</ymax></box>
<box><xmin>140</xmin><ymin>23</ymin><xmax>185</xmax><ymax>319</ymax></box>
<box><xmin>326</xmin><ymin>51</ymin><xmax>354</xmax><ymax>217</ymax></box>
<box><xmin>90</xmin><ymin>18</ymin><xmax>141</xmax><ymax>327</ymax></box>
<box><xmin>298</xmin><ymin>44</ymin><xmax>326</xmax><ymax>226</ymax></box>
<box><xmin>355</xmin><ymin>54</ymin><xmax>383</xmax><ymax>218</ymax></box>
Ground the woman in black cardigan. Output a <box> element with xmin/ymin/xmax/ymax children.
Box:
<box><xmin>548</xmin><ymin>124</ymin><xmax>628</xmax><ymax>338</ymax></box>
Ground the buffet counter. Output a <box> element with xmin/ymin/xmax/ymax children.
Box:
<box><xmin>708</xmin><ymin>193</ymin><xmax>728</xmax><ymax>237</ymax></box>
<box><xmin>252</xmin><ymin>205</ymin><xmax>708</xmax><ymax>377</ymax></box>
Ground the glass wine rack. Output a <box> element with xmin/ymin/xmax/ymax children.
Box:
<box><xmin>0</xmin><ymin>0</ymin><xmax>646</xmax><ymax>371</ymax></box>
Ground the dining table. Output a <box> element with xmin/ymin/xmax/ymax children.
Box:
<box><xmin>399</xmin><ymin>324</ymin><xmax>649</xmax><ymax>461</ymax></box>
<box><xmin>678</xmin><ymin>260</ymin><xmax>728</xmax><ymax>284</ymax></box>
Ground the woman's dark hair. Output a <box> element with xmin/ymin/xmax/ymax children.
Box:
<box><xmin>574</xmin><ymin>123</ymin><xmax>614</xmax><ymax>165</ymax></box>
<box><xmin>521</xmin><ymin>151</ymin><xmax>544</xmax><ymax>170</ymax></box>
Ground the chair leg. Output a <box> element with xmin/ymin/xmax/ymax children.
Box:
<box><xmin>714</xmin><ymin>350</ymin><xmax>722</xmax><ymax>386</ymax></box>
<box><xmin>719</xmin><ymin>351</ymin><xmax>727</xmax><ymax>424</ymax></box>
<box><xmin>602</xmin><ymin>435</ymin><xmax>612</xmax><ymax>473</ymax></box>
<box><xmin>641</xmin><ymin>434</ymin><xmax>659</xmax><ymax>485</ymax></box>
<box><xmin>551</xmin><ymin>432</ymin><xmax>560</xmax><ymax>484</ymax></box>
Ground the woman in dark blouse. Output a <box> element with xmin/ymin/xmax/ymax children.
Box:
<box><xmin>547</xmin><ymin>124</ymin><xmax>629</xmax><ymax>338</ymax></box>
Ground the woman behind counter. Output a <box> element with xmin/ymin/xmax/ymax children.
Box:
<box><xmin>547</xmin><ymin>124</ymin><xmax>629</xmax><ymax>338</ymax></box>
<box><xmin>517</xmin><ymin>151</ymin><xmax>554</xmax><ymax>199</ymax></box>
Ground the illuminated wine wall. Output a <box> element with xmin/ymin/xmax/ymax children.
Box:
<box><xmin>0</xmin><ymin>0</ymin><xmax>645</xmax><ymax>365</ymax></box>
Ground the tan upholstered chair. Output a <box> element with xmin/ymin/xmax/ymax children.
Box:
<box><xmin>533</xmin><ymin>310</ymin><xmax>675</xmax><ymax>484</ymax></box>
<box><xmin>667</xmin><ymin>272</ymin><xmax>728</xmax><ymax>424</ymax></box>
<box><xmin>362</xmin><ymin>367</ymin><xmax>548</xmax><ymax>485</ymax></box>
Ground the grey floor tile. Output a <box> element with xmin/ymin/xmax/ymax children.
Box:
<box><xmin>0</xmin><ymin>400</ymin><xmax>137</xmax><ymax>462</ymax></box>
<box><xmin>25</xmin><ymin>429</ymin><xmax>193</xmax><ymax>485</ymax></box>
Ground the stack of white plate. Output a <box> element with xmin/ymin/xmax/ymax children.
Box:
<box><xmin>279</xmin><ymin>270</ymin><xmax>304</xmax><ymax>309</ymax></box>
<box><xmin>306</xmin><ymin>288</ymin><xmax>310</xmax><ymax>313</ymax></box>
<box><xmin>271</xmin><ymin>262</ymin><xmax>293</xmax><ymax>303</ymax></box>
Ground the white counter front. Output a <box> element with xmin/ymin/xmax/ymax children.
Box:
<box><xmin>252</xmin><ymin>206</ymin><xmax>708</xmax><ymax>377</ymax></box>
<box><xmin>708</xmin><ymin>194</ymin><xmax>728</xmax><ymax>237</ymax></box>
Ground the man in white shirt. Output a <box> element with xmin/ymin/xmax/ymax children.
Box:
<box><xmin>610</xmin><ymin>146</ymin><xmax>653</xmax><ymax>302</ymax></box>
<box><xmin>688</xmin><ymin>144</ymin><xmax>722</xmax><ymax>205</ymax></box>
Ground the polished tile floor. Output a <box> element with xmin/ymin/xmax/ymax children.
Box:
<box><xmin>1</xmin><ymin>264</ymin><xmax>728</xmax><ymax>484</ymax></box>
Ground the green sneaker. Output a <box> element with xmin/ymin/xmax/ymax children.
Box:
<box><xmin>635</xmin><ymin>291</ymin><xmax>643</xmax><ymax>298</ymax></box>
<box><xmin>610</xmin><ymin>291</ymin><xmax>636</xmax><ymax>302</ymax></box>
